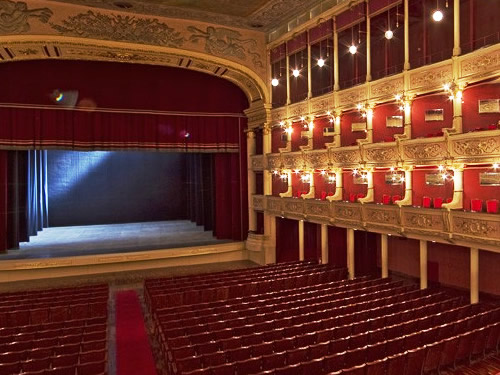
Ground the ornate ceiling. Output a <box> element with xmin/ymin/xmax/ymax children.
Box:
<box><xmin>47</xmin><ymin>0</ymin><xmax>324</xmax><ymax>31</ymax></box>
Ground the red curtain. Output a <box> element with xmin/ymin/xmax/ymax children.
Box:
<box><xmin>0</xmin><ymin>107</ymin><xmax>241</xmax><ymax>152</ymax></box>
<box><xmin>328</xmin><ymin>226</ymin><xmax>347</xmax><ymax>268</ymax></box>
<box><xmin>214</xmin><ymin>153</ymin><xmax>244</xmax><ymax>241</ymax></box>
<box><xmin>304</xmin><ymin>222</ymin><xmax>321</xmax><ymax>261</ymax></box>
<box><xmin>276</xmin><ymin>217</ymin><xmax>299</xmax><ymax>263</ymax></box>
<box><xmin>0</xmin><ymin>151</ymin><xmax>7</xmax><ymax>251</ymax></box>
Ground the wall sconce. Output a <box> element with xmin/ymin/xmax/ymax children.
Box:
<box><xmin>443</xmin><ymin>81</ymin><xmax>464</xmax><ymax>101</ymax></box>
<box><xmin>357</xmin><ymin>103</ymin><xmax>373</xmax><ymax>119</ymax></box>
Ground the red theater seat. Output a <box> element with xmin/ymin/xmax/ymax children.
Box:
<box><xmin>422</xmin><ymin>196</ymin><xmax>432</xmax><ymax>208</ymax></box>
<box><xmin>471</xmin><ymin>199</ymin><xmax>483</xmax><ymax>212</ymax></box>
<box><xmin>357</xmin><ymin>193</ymin><xmax>365</xmax><ymax>200</ymax></box>
<box><xmin>445</xmin><ymin>198</ymin><xmax>453</xmax><ymax>203</ymax></box>
<box><xmin>488</xmin><ymin>124</ymin><xmax>497</xmax><ymax>130</ymax></box>
<box><xmin>382</xmin><ymin>194</ymin><xmax>391</xmax><ymax>205</ymax></box>
<box><xmin>487</xmin><ymin>200</ymin><xmax>499</xmax><ymax>214</ymax></box>
<box><xmin>433</xmin><ymin>197</ymin><xmax>443</xmax><ymax>209</ymax></box>
<box><xmin>392</xmin><ymin>195</ymin><xmax>401</xmax><ymax>204</ymax></box>
<box><xmin>320</xmin><ymin>191</ymin><xmax>327</xmax><ymax>200</ymax></box>
<box><xmin>349</xmin><ymin>193</ymin><xmax>357</xmax><ymax>203</ymax></box>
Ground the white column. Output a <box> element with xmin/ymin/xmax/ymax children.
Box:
<box><xmin>470</xmin><ymin>247</ymin><xmax>479</xmax><ymax>304</ymax></box>
<box><xmin>333</xmin><ymin>19</ymin><xmax>340</xmax><ymax>91</ymax></box>
<box><xmin>321</xmin><ymin>224</ymin><xmax>329</xmax><ymax>264</ymax></box>
<box><xmin>366</xmin><ymin>4</ymin><xmax>372</xmax><ymax>82</ymax></box>
<box><xmin>404</xmin><ymin>0</ymin><xmax>410</xmax><ymax>70</ymax></box>
<box><xmin>286</xmin><ymin>54</ymin><xmax>291</xmax><ymax>104</ymax></box>
<box><xmin>307</xmin><ymin>42</ymin><xmax>312</xmax><ymax>98</ymax></box>
<box><xmin>453</xmin><ymin>0</ymin><xmax>461</xmax><ymax>56</ymax></box>
<box><xmin>264</xmin><ymin>216</ymin><xmax>276</xmax><ymax>264</ymax></box>
<box><xmin>347</xmin><ymin>228</ymin><xmax>355</xmax><ymax>279</ymax></box>
<box><xmin>299</xmin><ymin>220</ymin><xmax>305</xmax><ymax>261</ymax></box>
<box><xmin>381</xmin><ymin>234</ymin><xmax>388</xmax><ymax>278</ymax></box>
<box><xmin>247</xmin><ymin>130</ymin><xmax>257</xmax><ymax>232</ymax></box>
<box><xmin>420</xmin><ymin>240</ymin><xmax>428</xmax><ymax>289</ymax></box>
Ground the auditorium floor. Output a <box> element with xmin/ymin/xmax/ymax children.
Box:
<box><xmin>0</xmin><ymin>220</ymin><xmax>232</xmax><ymax>260</ymax></box>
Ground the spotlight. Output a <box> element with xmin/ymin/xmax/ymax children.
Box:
<box><xmin>432</xmin><ymin>9</ymin><xmax>443</xmax><ymax>22</ymax></box>
<box><xmin>385</xmin><ymin>30</ymin><xmax>394</xmax><ymax>40</ymax></box>
<box><xmin>317</xmin><ymin>58</ymin><xmax>325</xmax><ymax>67</ymax></box>
<box><xmin>349</xmin><ymin>45</ymin><xmax>358</xmax><ymax>54</ymax></box>
<box><xmin>292</xmin><ymin>69</ymin><xmax>300</xmax><ymax>77</ymax></box>
<box><xmin>271</xmin><ymin>78</ymin><xmax>279</xmax><ymax>87</ymax></box>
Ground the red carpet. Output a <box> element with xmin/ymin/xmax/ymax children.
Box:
<box><xmin>116</xmin><ymin>290</ymin><xmax>158</xmax><ymax>375</ymax></box>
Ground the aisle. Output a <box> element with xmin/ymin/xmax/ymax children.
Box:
<box><xmin>116</xmin><ymin>290</ymin><xmax>158</xmax><ymax>375</ymax></box>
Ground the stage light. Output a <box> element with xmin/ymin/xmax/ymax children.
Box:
<box><xmin>432</xmin><ymin>9</ymin><xmax>443</xmax><ymax>22</ymax></box>
<box><xmin>349</xmin><ymin>45</ymin><xmax>357</xmax><ymax>54</ymax></box>
<box><xmin>271</xmin><ymin>78</ymin><xmax>279</xmax><ymax>87</ymax></box>
<box><xmin>385</xmin><ymin>30</ymin><xmax>393</xmax><ymax>40</ymax></box>
<box><xmin>292</xmin><ymin>69</ymin><xmax>300</xmax><ymax>77</ymax></box>
<box><xmin>317</xmin><ymin>58</ymin><xmax>325</xmax><ymax>67</ymax></box>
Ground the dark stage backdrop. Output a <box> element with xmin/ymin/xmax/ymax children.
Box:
<box><xmin>47</xmin><ymin>151</ymin><xmax>187</xmax><ymax>226</ymax></box>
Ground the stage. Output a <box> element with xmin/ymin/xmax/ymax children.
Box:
<box><xmin>0</xmin><ymin>220</ymin><xmax>232</xmax><ymax>260</ymax></box>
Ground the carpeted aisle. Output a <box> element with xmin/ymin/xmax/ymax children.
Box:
<box><xmin>116</xmin><ymin>290</ymin><xmax>158</xmax><ymax>375</ymax></box>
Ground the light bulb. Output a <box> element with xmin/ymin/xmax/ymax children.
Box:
<box><xmin>309</xmin><ymin>121</ymin><xmax>314</xmax><ymax>129</ymax></box>
<box><xmin>285</xmin><ymin>127</ymin><xmax>293</xmax><ymax>135</ymax></box>
<box><xmin>329</xmin><ymin>176</ymin><xmax>336</xmax><ymax>182</ymax></box>
<box><xmin>395</xmin><ymin>94</ymin><xmax>401</xmax><ymax>101</ymax></box>
<box><xmin>432</xmin><ymin>10</ymin><xmax>443</xmax><ymax>22</ymax></box>
<box><xmin>438</xmin><ymin>165</ymin><xmax>444</xmax><ymax>171</ymax></box>
<box><xmin>493</xmin><ymin>163</ymin><xmax>499</xmax><ymax>169</ymax></box>
<box><xmin>349</xmin><ymin>45</ymin><xmax>357</xmax><ymax>54</ymax></box>
<box><xmin>273</xmin><ymin>170</ymin><xmax>278</xmax><ymax>175</ymax></box>
<box><xmin>441</xmin><ymin>173</ymin><xmax>447</xmax><ymax>180</ymax></box>
<box><xmin>292</xmin><ymin>69</ymin><xmax>300</xmax><ymax>77</ymax></box>
<box><xmin>320</xmin><ymin>170</ymin><xmax>326</xmax><ymax>175</ymax></box>
<box><xmin>271</xmin><ymin>78</ymin><xmax>279</xmax><ymax>87</ymax></box>
<box><xmin>329</xmin><ymin>118</ymin><xmax>334</xmax><ymax>123</ymax></box>
<box><xmin>317</xmin><ymin>58</ymin><xmax>325</xmax><ymax>67</ymax></box>
<box><xmin>279</xmin><ymin>120</ymin><xmax>285</xmax><ymax>126</ymax></box>
<box><xmin>385</xmin><ymin>30</ymin><xmax>393</xmax><ymax>40</ymax></box>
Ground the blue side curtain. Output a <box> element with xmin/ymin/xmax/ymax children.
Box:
<box><xmin>27</xmin><ymin>150</ymin><xmax>48</xmax><ymax>237</ymax></box>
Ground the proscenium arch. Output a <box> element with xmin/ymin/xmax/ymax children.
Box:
<box><xmin>0</xmin><ymin>35</ymin><xmax>269</xmax><ymax>110</ymax></box>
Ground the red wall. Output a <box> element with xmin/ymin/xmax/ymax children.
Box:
<box><xmin>341</xmin><ymin>112</ymin><xmax>368</xmax><ymax>146</ymax></box>
<box><xmin>272</xmin><ymin>174</ymin><xmax>288</xmax><ymax>197</ymax></box>
<box><xmin>411</xmin><ymin>94</ymin><xmax>453</xmax><ymax>138</ymax></box>
<box><xmin>328</xmin><ymin>226</ymin><xmax>347</xmax><ymax>268</ymax></box>
<box><xmin>373</xmin><ymin>171</ymin><xmax>405</xmax><ymax>203</ymax></box>
<box><xmin>372</xmin><ymin>104</ymin><xmax>405</xmax><ymax>143</ymax></box>
<box><xmin>412</xmin><ymin>168</ymin><xmax>454</xmax><ymax>206</ymax></box>
<box><xmin>291</xmin><ymin>121</ymin><xmax>309</xmax><ymax>152</ymax></box>
<box><xmin>463</xmin><ymin>167</ymin><xmax>500</xmax><ymax>211</ymax></box>
<box><xmin>272</xmin><ymin>127</ymin><xmax>286</xmax><ymax>153</ymax></box>
<box><xmin>462</xmin><ymin>83</ymin><xmax>500</xmax><ymax>132</ymax></box>
<box><xmin>276</xmin><ymin>217</ymin><xmax>299</xmax><ymax>263</ymax></box>
<box><xmin>480</xmin><ymin>250</ymin><xmax>500</xmax><ymax>295</ymax></box>
<box><xmin>343</xmin><ymin>171</ymin><xmax>368</xmax><ymax>201</ymax></box>
<box><xmin>304</xmin><ymin>222</ymin><xmax>321</xmax><ymax>261</ymax></box>
<box><xmin>313</xmin><ymin>117</ymin><xmax>334</xmax><ymax>149</ymax></box>
<box><xmin>314</xmin><ymin>172</ymin><xmax>336</xmax><ymax>199</ymax></box>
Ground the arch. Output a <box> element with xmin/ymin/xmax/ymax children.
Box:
<box><xmin>0</xmin><ymin>35</ymin><xmax>269</xmax><ymax>107</ymax></box>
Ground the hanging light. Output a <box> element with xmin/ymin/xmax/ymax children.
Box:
<box><xmin>317</xmin><ymin>58</ymin><xmax>325</xmax><ymax>67</ymax></box>
<box><xmin>349</xmin><ymin>45</ymin><xmax>357</xmax><ymax>54</ymax></box>
<box><xmin>292</xmin><ymin>69</ymin><xmax>300</xmax><ymax>77</ymax></box>
<box><xmin>385</xmin><ymin>9</ymin><xmax>393</xmax><ymax>39</ymax></box>
<box><xmin>432</xmin><ymin>9</ymin><xmax>443</xmax><ymax>22</ymax></box>
<box><xmin>271</xmin><ymin>78</ymin><xmax>279</xmax><ymax>87</ymax></box>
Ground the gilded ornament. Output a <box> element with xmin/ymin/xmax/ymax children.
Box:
<box><xmin>452</xmin><ymin>138</ymin><xmax>500</xmax><ymax>156</ymax></box>
<box><xmin>0</xmin><ymin>1</ymin><xmax>52</xmax><ymax>34</ymax></box>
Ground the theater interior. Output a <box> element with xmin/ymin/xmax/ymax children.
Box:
<box><xmin>0</xmin><ymin>0</ymin><xmax>499</xmax><ymax>374</ymax></box>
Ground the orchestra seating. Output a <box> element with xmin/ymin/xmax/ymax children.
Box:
<box><xmin>0</xmin><ymin>284</ymin><xmax>109</xmax><ymax>375</ymax></box>
<box><xmin>145</xmin><ymin>261</ymin><xmax>500</xmax><ymax>375</ymax></box>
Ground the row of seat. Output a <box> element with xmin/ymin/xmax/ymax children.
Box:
<box><xmin>155</xmin><ymin>278</ymin><xmax>399</xmax><ymax>332</ymax></box>
<box><xmin>174</xmin><ymin>310</ymin><xmax>499</xmax><ymax>375</ymax></box>
<box><xmin>160</xmin><ymin>283</ymin><xmax>416</xmax><ymax>352</ymax></box>
<box><xmin>0</xmin><ymin>316</ymin><xmax>107</xmax><ymax>338</ymax></box>
<box><xmin>0</xmin><ymin>294</ymin><xmax>108</xmax><ymax>312</ymax></box>
<box><xmin>148</xmin><ymin>268</ymin><xmax>347</xmax><ymax>311</ymax></box>
<box><xmin>152</xmin><ymin>275</ymin><xmax>373</xmax><ymax>319</ymax></box>
<box><xmin>0</xmin><ymin>284</ymin><xmax>109</xmax><ymax>375</ymax></box>
<box><xmin>0</xmin><ymin>284</ymin><xmax>108</xmax><ymax>302</ymax></box>
<box><xmin>0</xmin><ymin>301</ymin><xmax>108</xmax><ymax>328</ymax></box>
<box><xmin>159</xmin><ymin>281</ymin><xmax>411</xmax><ymax>341</ymax></box>
<box><xmin>145</xmin><ymin>261</ymin><xmax>319</xmax><ymax>290</ymax></box>
<box><xmin>168</xmin><ymin>299</ymin><xmax>477</xmax><ymax>374</ymax></box>
<box><xmin>167</xmin><ymin>294</ymin><xmax>459</xmax><ymax>362</ymax></box>
<box><xmin>0</xmin><ymin>348</ymin><xmax>106</xmax><ymax>374</ymax></box>
<box><xmin>146</xmin><ymin>264</ymin><xmax>340</xmax><ymax>298</ymax></box>
<box><xmin>0</xmin><ymin>359</ymin><xmax>107</xmax><ymax>375</ymax></box>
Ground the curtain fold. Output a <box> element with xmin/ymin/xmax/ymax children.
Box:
<box><xmin>186</xmin><ymin>154</ymin><xmax>215</xmax><ymax>231</ymax></box>
<box><xmin>27</xmin><ymin>150</ymin><xmax>49</xmax><ymax>237</ymax></box>
<box><xmin>6</xmin><ymin>151</ymin><xmax>28</xmax><ymax>249</ymax></box>
<box><xmin>0</xmin><ymin>107</ymin><xmax>241</xmax><ymax>153</ymax></box>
